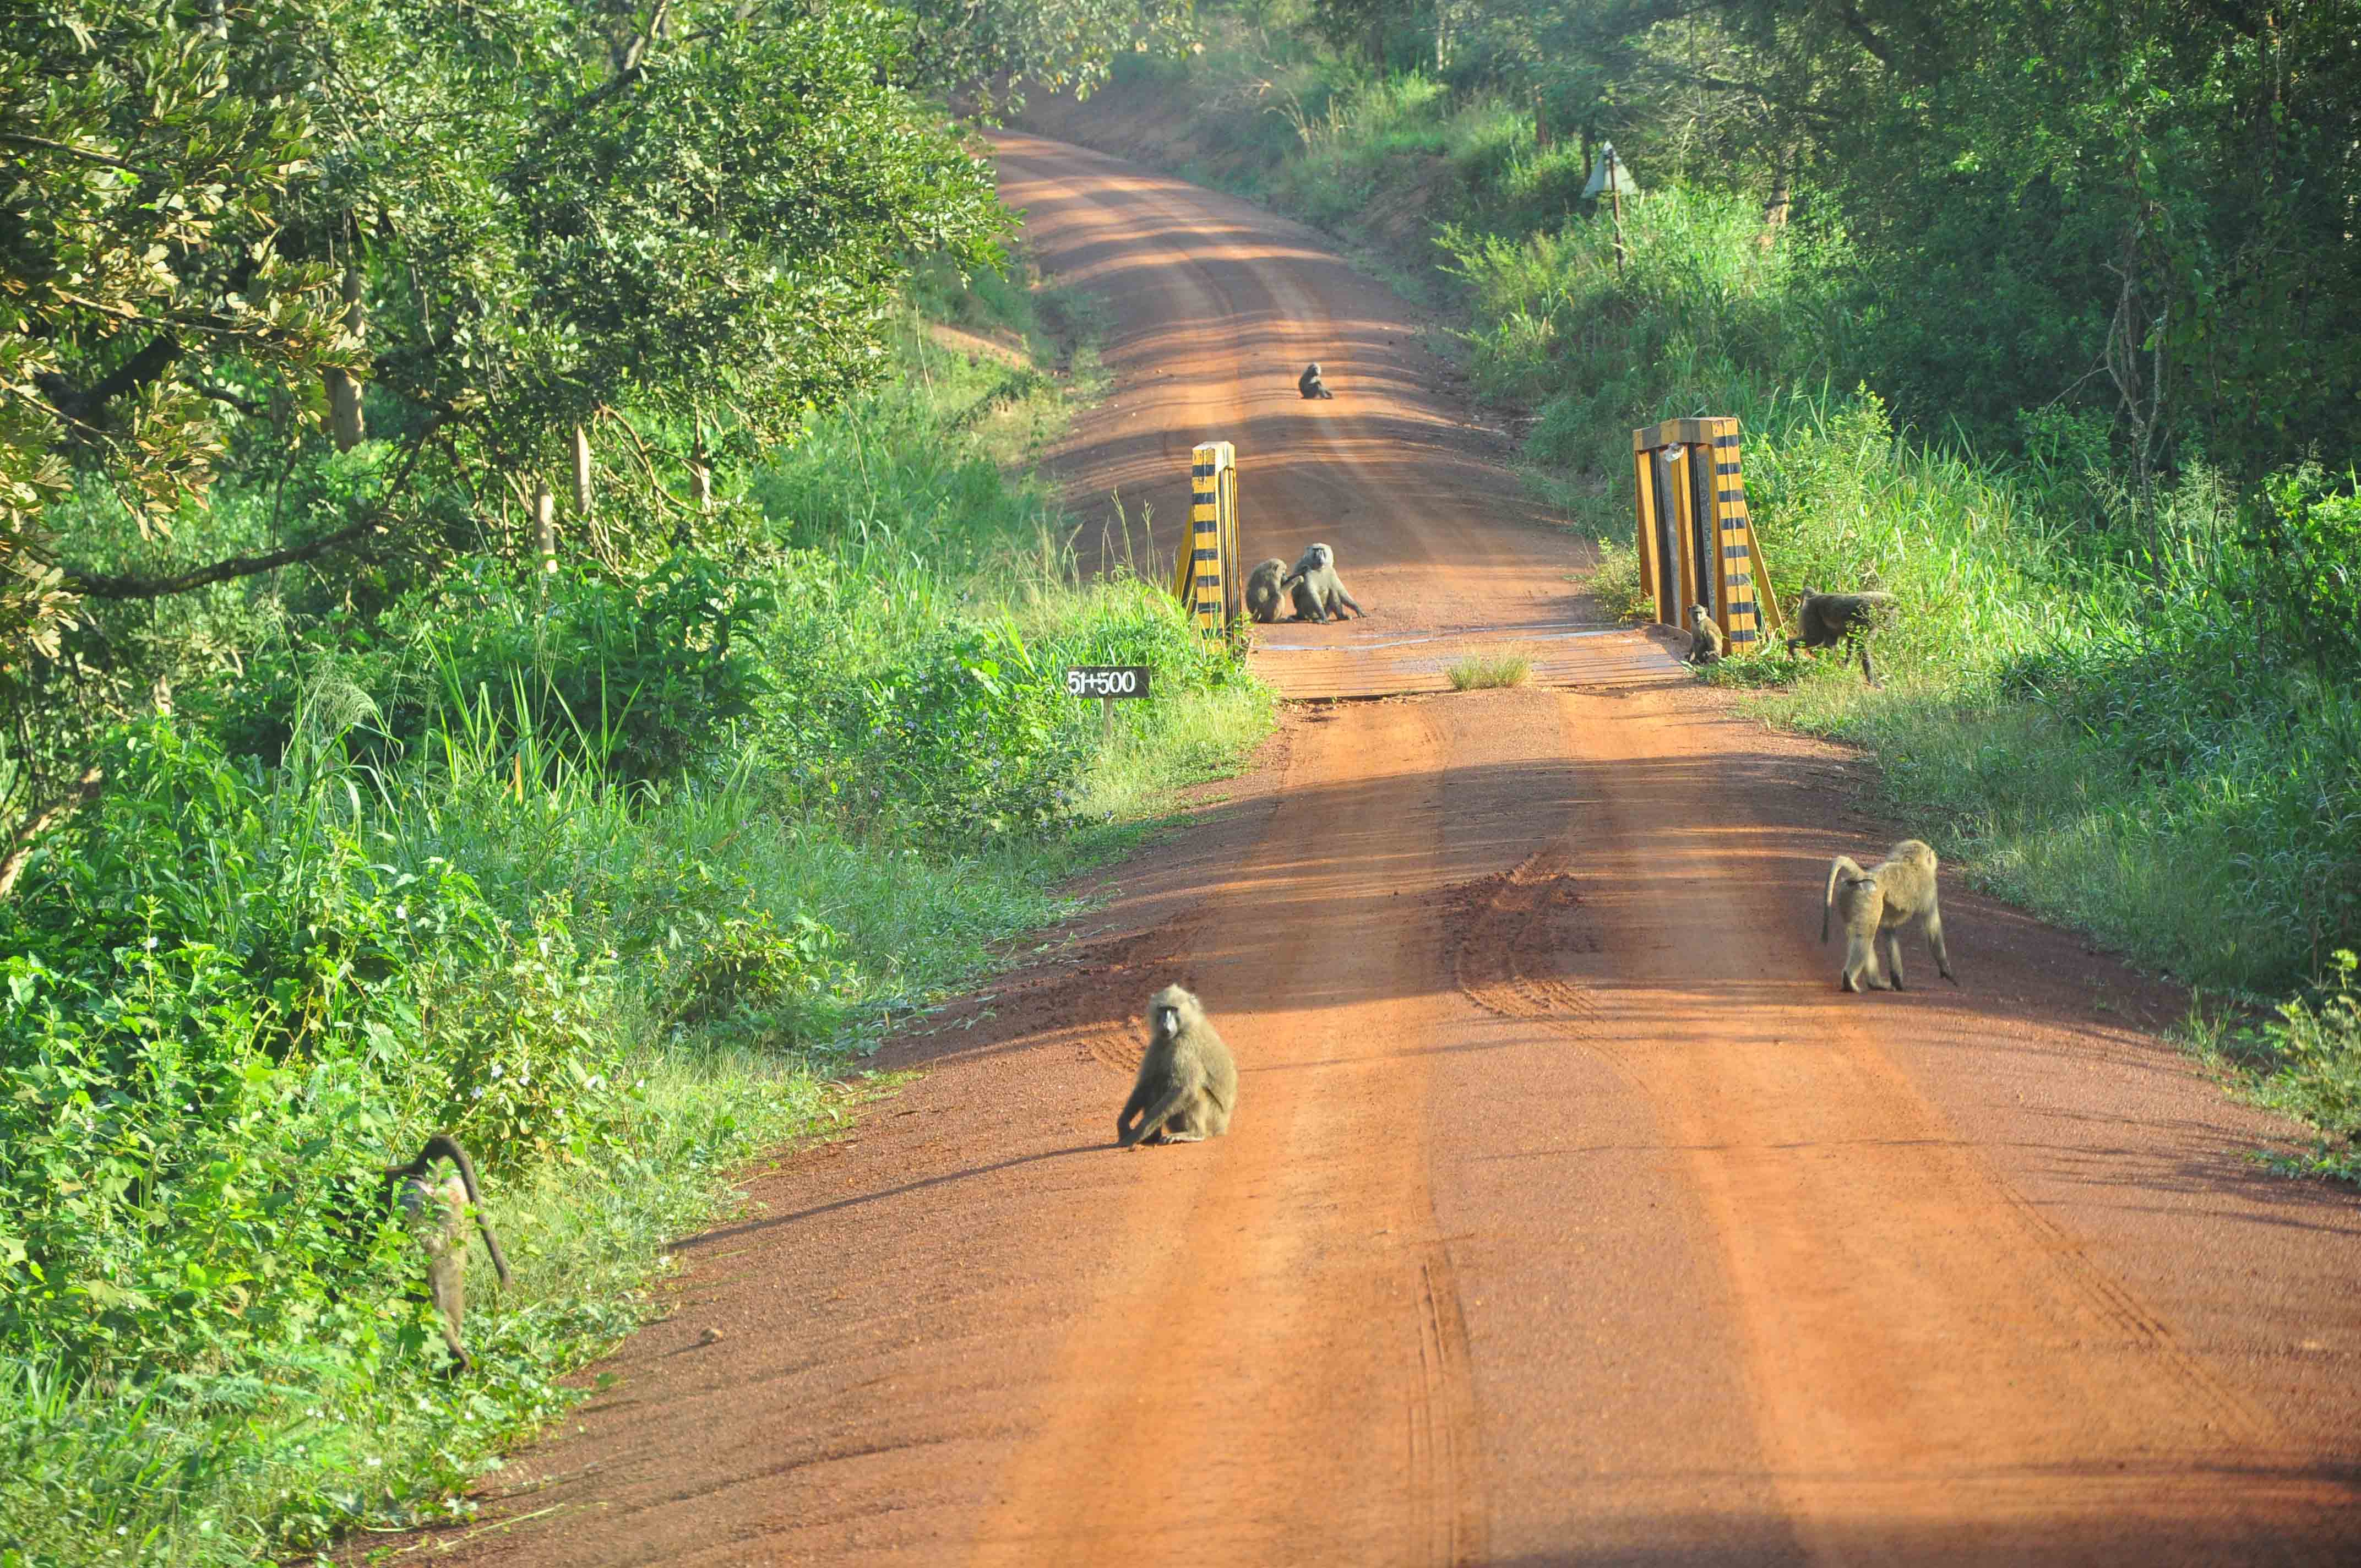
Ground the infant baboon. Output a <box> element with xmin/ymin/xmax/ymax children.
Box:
<box><xmin>1284</xmin><ymin>542</ymin><xmax>1364</xmax><ymax>623</ymax></box>
<box><xmin>1298</xmin><ymin>361</ymin><xmax>1335</xmax><ymax>400</ymax></box>
<box><xmin>1822</xmin><ymin>838</ymin><xmax>1957</xmax><ymax>994</ymax></box>
<box><xmin>1117</xmin><ymin>984</ymin><xmax>1238</xmax><ymax>1148</ymax></box>
<box><xmin>373</xmin><ymin>1134</ymin><xmax>513</xmax><ymax>1372</ymax></box>
<box><xmin>1686</xmin><ymin>603</ymin><xmax>1725</xmax><ymax>665</ymax></box>
<box><xmin>1786</xmin><ymin>591</ymin><xmax>1895</xmax><ymax>685</ymax></box>
<box><xmin>1245</xmin><ymin>557</ymin><xmax>1293</xmax><ymax>623</ymax></box>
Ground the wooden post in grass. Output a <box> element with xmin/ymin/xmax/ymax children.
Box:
<box><xmin>1631</xmin><ymin>416</ymin><xmax>1781</xmax><ymax>653</ymax></box>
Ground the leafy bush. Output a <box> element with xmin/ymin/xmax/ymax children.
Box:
<box><xmin>0</xmin><ymin>720</ymin><xmax>626</xmax><ymax>1381</ymax></box>
<box><xmin>203</xmin><ymin>554</ymin><xmax>773</xmax><ymax>787</ymax></box>
<box><xmin>2226</xmin><ymin>949</ymin><xmax>2361</xmax><ymax>1180</ymax></box>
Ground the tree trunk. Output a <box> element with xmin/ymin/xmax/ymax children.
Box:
<box><xmin>324</xmin><ymin>258</ymin><xmax>366</xmax><ymax>450</ymax></box>
<box><xmin>1756</xmin><ymin>150</ymin><xmax>1793</xmax><ymax>251</ymax></box>
<box><xmin>535</xmin><ymin>482</ymin><xmax>557</xmax><ymax>575</ymax></box>
<box><xmin>1534</xmin><ymin>85</ymin><xmax>1548</xmax><ymax>150</ymax></box>
<box><xmin>571</xmin><ymin>425</ymin><xmax>592</xmax><ymax>520</ymax></box>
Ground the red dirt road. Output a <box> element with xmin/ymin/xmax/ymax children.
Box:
<box><xmin>392</xmin><ymin>134</ymin><xmax>2361</xmax><ymax>1566</ymax></box>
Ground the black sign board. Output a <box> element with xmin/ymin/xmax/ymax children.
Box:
<box><xmin>1064</xmin><ymin>665</ymin><xmax>1152</xmax><ymax>699</ymax></box>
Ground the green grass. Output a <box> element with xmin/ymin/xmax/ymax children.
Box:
<box><xmin>0</xmin><ymin>246</ymin><xmax>1276</xmax><ymax>1566</ymax></box>
<box><xmin>1445</xmin><ymin>652</ymin><xmax>1531</xmax><ymax>690</ymax></box>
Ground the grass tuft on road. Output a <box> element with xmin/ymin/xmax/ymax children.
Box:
<box><xmin>1446</xmin><ymin>653</ymin><xmax>1532</xmax><ymax>690</ymax></box>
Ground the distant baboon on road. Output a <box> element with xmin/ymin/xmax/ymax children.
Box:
<box><xmin>1787</xmin><ymin>591</ymin><xmax>1896</xmax><ymax>685</ymax></box>
<box><xmin>1298</xmin><ymin>362</ymin><xmax>1335</xmax><ymax>400</ymax></box>
<box><xmin>1245</xmin><ymin>557</ymin><xmax>1292</xmax><ymax>623</ymax></box>
<box><xmin>1823</xmin><ymin>838</ymin><xmax>1957</xmax><ymax>994</ymax></box>
<box><xmin>1118</xmin><ymin>984</ymin><xmax>1238</xmax><ymax>1148</ymax></box>
<box><xmin>1285</xmin><ymin>542</ymin><xmax>1364</xmax><ymax>623</ymax></box>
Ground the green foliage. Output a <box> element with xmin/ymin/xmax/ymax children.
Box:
<box><xmin>2233</xmin><ymin>468</ymin><xmax>2361</xmax><ymax>683</ymax></box>
<box><xmin>2224</xmin><ymin>950</ymin><xmax>2361</xmax><ymax>1182</ymax></box>
<box><xmin>1445</xmin><ymin>652</ymin><xmax>1531</xmax><ymax>689</ymax></box>
<box><xmin>3</xmin><ymin>0</ymin><xmax>1029</xmax><ymax>858</ymax></box>
<box><xmin>0</xmin><ymin>245</ymin><xmax>1276</xmax><ymax>1562</ymax></box>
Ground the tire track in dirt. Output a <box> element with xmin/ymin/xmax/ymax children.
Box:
<box><xmin>966</xmin><ymin>698</ymin><xmax>1493</xmax><ymax>1566</ymax></box>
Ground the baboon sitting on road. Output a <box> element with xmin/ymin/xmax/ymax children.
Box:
<box><xmin>1118</xmin><ymin>984</ymin><xmax>1238</xmax><ymax>1148</ymax></box>
<box><xmin>1687</xmin><ymin>603</ymin><xmax>1725</xmax><ymax>665</ymax></box>
<box><xmin>1298</xmin><ymin>362</ymin><xmax>1335</xmax><ymax>400</ymax></box>
<box><xmin>1245</xmin><ymin>557</ymin><xmax>1292</xmax><ymax>623</ymax></box>
<box><xmin>1284</xmin><ymin>542</ymin><xmax>1364</xmax><ymax>623</ymax></box>
<box><xmin>1823</xmin><ymin>838</ymin><xmax>1957</xmax><ymax>994</ymax></box>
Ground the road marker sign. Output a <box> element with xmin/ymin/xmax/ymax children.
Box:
<box><xmin>1632</xmin><ymin>417</ymin><xmax>1782</xmax><ymax>652</ymax></box>
<box><xmin>1173</xmin><ymin>440</ymin><xmax>1240</xmax><ymax>636</ymax></box>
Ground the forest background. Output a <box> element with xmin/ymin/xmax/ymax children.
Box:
<box><xmin>7</xmin><ymin>2</ymin><xmax>2361</xmax><ymax>1564</ymax></box>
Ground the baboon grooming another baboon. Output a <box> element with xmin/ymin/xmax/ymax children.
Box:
<box><xmin>1298</xmin><ymin>361</ymin><xmax>1335</xmax><ymax>400</ymax></box>
<box><xmin>1245</xmin><ymin>557</ymin><xmax>1292</xmax><ymax>623</ymax></box>
<box><xmin>1284</xmin><ymin>542</ymin><xmax>1364</xmax><ymax>623</ymax></box>
<box><xmin>1118</xmin><ymin>984</ymin><xmax>1238</xmax><ymax>1148</ymax></box>
<box><xmin>372</xmin><ymin>1134</ymin><xmax>513</xmax><ymax>1371</ymax></box>
<box><xmin>1687</xmin><ymin>603</ymin><xmax>1725</xmax><ymax>665</ymax></box>
<box><xmin>1822</xmin><ymin>839</ymin><xmax>1957</xmax><ymax>994</ymax></box>
<box><xmin>1786</xmin><ymin>591</ymin><xmax>1895</xmax><ymax>685</ymax></box>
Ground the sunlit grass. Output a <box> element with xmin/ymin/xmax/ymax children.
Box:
<box><xmin>1446</xmin><ymin>652</ymin><xmax>1532</xmax><ymax>689</ymax></box>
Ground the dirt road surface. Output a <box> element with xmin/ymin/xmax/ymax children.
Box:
<box><xmin>389</xmin><ymin>133</ymin><xmax>2361</xmax><ymax>1566</ymax></box>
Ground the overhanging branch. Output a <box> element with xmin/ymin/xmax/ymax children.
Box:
<box><xmin>1828</xmin><ymin>2</ymin><xmax>1900</xmax><ymax>70</ymax></box>
<box><xmin>57</xmin><ymin>420</ymin><xmax>444</xmax><ymax>600</ymax></box>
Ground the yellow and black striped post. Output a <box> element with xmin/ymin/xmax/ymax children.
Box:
<box><xmin>1177</xmin><ymin>440</ymin><xmax>1239</xmax><ymax>637</ymax></box>
<box><xmin>1631</xmin><ymin>417</ymin><xmax>1781</xmax><ymax>651</ymax></box>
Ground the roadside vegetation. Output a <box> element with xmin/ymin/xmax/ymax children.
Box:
<box><xmin>1446</xmin><ymin>652</ymin><xmax>1531</xmax><ymax>690</ymax></box>
<box><xmin>1038</xmin><ymin>1</ymin><xmax>2361</xmax><ymax>1177</ymax></box>
<box><xmin>1</xmin><ymin>3</ymin><xmax>1258</xmax><ymax>1564</ymax></box>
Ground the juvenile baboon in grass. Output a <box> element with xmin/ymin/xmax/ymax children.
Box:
<box><xmin>1245</xmin><ymin>557</ymin><xmax>1292</xmax><ymax>623</ymax></box>
<box><xmin>1118</xmin><ymin>984</ymin><xmax>1238</xmax><ymax>1148</ymax></box>
<box><xmin>1786</xmin><ymin>591</ymin><xmax>1895</xmax><ymax>685</ymax></box>
<box><xmin>1687</xmin><ymin>603</ymin><xmax>1725</xmax><ymax>665</ymax></box>
<box><xmin>369</xmin><ymin>1134</ymin><xmax>513</xmax><ymax>1372</ymax></box>
<box><xmin>1285</xmin><ymin>542</ymin><xmax>1364</xmax><ymax>623</ymax></box>
<box><xmin>1298</xmin><ymin>361</ymin><xmax>1335</xmax><ymax>399</ymax></box>
<box><xmin>1822</xmin><ymin>838</ymin><xmax>1957</xmax><ymax>994</ymax></box>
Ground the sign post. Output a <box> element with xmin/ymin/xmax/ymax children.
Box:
<box><xmin>1173</xmin><ymin>442</ymin><xmax>1239</xmax><ymax>638</ymax></box>
<box><xmin>1066</xmin><ymin>665</ymin><xmax>1152</xmax><ymax>739</ymax></box>
<box><xmin>1631</xmin><ymin>416</ymin><xmax>1781</xmax><ymax>653</ymax></box>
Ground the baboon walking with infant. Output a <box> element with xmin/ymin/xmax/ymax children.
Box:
<box><xmin>1117</xmin><ymin>984</ymin><xmax>1238</xmax><ymax>1147</ymax></box>
<box><xmin>1823</xmin><ymin>839</ymin><xmax>1958</xmax><ymax>993</ymax></box>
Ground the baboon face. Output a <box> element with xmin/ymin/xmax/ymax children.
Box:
<box><xmin>1307</xmin><ymin>543</ymin><xmax>1332</xmax><ymax>570</ymax></box>
<box><xmin>1154</xmin><ymin>998</ymin><xmax>1183</xmax><ymax>1037</ymax></box>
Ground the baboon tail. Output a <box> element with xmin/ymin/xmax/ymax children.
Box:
<box><xmin>423</xmin><ymin>1133</ymin><xmax>513</xmax><ymax>1286</ymax></box>
<box><xmin>1823</xmin><ymin>856</ymin><xmax>1862</xmax><ymax>943</ymax></box>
